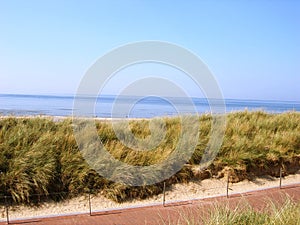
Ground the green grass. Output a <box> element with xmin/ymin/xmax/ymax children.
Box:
<box><xmin>0</xmin><ymin>111</ymin><xmax>299</xmax><ymax>204</ymax></box>
<box><xmin>159</xmin><ymin>197</ymin><xmax>300</xmax><ymax>225</ymax></box>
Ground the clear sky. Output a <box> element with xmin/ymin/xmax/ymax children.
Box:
<box><xmin>0</xmin><ymin>0</ymin><xmax>299</xmax><ymax>101</ymax></box>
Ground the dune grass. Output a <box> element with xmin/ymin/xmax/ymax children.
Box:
<box><xmin>160</xmin><ymin>196</ymin><xmax>300</xmax><ymax>225</ymax></box>
<box><xmin>203</xmin><ymin>198</ymin><xmax>300</xmax><ymax>225</ymax></box>
<box><xmin>0</xmin><ymin>111</ymin><xmax>299</xmax><ymax>204</ymax></box>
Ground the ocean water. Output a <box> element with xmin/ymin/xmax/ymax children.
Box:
<box><xmin>0</xmin><ymin>94</ymin><xmax>299</xmax><ymax>118</ymax></box>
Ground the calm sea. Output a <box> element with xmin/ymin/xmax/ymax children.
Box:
<box><xmin>0</xmin><ymin>94</ymin><xmax>299</xmax><ymax>118</ymax></box>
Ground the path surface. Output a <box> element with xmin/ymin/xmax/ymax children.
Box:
<box><xmin>1</xmin><ymin>184</ymin><xmax>299</xmax><ymax>225</ymax></box>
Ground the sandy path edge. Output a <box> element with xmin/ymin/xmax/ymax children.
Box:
<box><xmin>1</xmin><ymin>183</ymin><xmax>300</xmax><ymax>225</ymax></box>
<box><xmin>1</xmin><ymin>171</ymin><xmax>299</xmax><ymax>221</ymax></box>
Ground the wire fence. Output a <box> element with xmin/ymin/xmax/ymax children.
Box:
<box><xmin>0</xmin><ymin>168</ymin><xmax>297</xmax><ymax>224</ymax></box>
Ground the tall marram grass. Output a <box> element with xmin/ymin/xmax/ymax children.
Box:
<box><xmin>0</xmin><ymin>111</ymin><xmax>299</xmax><ymax>204</ymax></box>
<box><xmin>0</xmin><ymin>118</ymin><xmax>94</xmax><ymax>203</ymax></box>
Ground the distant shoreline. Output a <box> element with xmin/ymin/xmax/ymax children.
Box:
<box><xmin>1</xmin><ymin>94</ymin><xmax>300</xmax><ymax>118</ymax></box>
<box><xmin>1</xmin><ymin>110</ymin><xmax>299</xmax><ymax>123</ymax></box>
<box><xmin>0</xmin><ymin>114</ymin><xmax>153</xmax><ymax>122</ymax></box>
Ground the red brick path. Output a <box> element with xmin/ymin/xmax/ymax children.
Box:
<box><xmin>1</xmin><ymin>184</ymin><xmax>300</xmax><ymax>225</ymax></box>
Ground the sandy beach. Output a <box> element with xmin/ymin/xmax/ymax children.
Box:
<box><xmin>1</xmin><ymin>171</ymin><xmax>299</xmax><ymax>222</ymax></box>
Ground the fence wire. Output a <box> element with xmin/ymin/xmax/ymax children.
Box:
<box><xmin>0</xmin><ymin>168</ymin><xmax>297</xmax><ymax>224</ymax></box>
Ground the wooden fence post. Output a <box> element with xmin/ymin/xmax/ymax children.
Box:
<box><xmin>88</xmin><ymin>193</ymin><xmax>92</xmax><ymax>216</ymax></box>
<box><xmin>279</xmin><ymin>167</ymin><xmax>282</xmax><ymax>189</ymax></box>
<box><xmin>163</xmin><ymin>182</ymin><xmax>166</xmax><ymax>206</ymax></box>
<box><xmin>226</xmin><ymin>174</ymin><xmax>230</xmax><ymax>198</ymax></box>
<box><xmin>4</xmin><ymin>196</ymin><xmax>9</xmax><ymax>224</ymax></box>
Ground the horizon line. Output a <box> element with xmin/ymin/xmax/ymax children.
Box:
<box><xmin>0</xmin><ymin>92</ymin><xmax>300</xmax><ymax>103</ymax></box>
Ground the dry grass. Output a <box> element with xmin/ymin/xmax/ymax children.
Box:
<box><xmin>160</xmin><ymin>196</ymin><xmax>300</xmax><ymax>225</ymax></box>
<box><xmin>0</xmin><ymin>111</ymin><xmax>299</xmax><ymax>204</ymax></box>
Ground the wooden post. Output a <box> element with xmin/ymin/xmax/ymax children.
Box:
<box><xmin>226</xmin><ymin>174</ymin><xmax>230</xmax><ymax>198</ymax></box>
<box><xmin>279</xmin><ymin>167</ymin><xmax>282</xmax><ymax>189</ymax></box>
<box><xmin>4</xmin><ymin>196</ymin><xmax>9</xmax><ymax>224</ymax></box>
<box><xmin>163</xmin><ymin>182</ymin><xmax>166</xmax><ymax>206</ymax></box>
<box><xmin>88</xmin><ymin>193</ymin><xmax>92</xmax><ymax>216</ymax></box>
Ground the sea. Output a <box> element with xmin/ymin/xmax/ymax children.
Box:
<box><xmin>0</xmin><ymin>94</ymin><xmax>300</xmax><ymax>118</ymax></box>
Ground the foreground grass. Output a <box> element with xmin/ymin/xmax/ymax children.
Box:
<box><xmin>160</xmin><ymin>197</ymin><xmax>300</xmax><ymax>225</ymax></box>
<box><xmin>0</xmin><ymin>111</ymin><xmax>299</xmax><ymax>204</ymax></box>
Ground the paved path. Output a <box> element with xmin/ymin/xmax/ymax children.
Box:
<box><xmin>1</xmin><ymin>184</ymin><xmax>300</xmax><ymax>225</ymax></box>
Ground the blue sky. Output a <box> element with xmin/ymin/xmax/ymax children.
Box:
<box><xmin>0</xmin><ymin>0</ymin><xmax>299</xmax><ymax>101</ymax></box>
